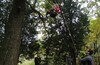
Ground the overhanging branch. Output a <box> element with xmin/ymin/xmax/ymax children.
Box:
<box><xmin>25</xmin><ymin>1</ymin><xmax>49</xmax><ymax>34</ymax></box>
<box><xmin>25</xmin><ymin>1</ymin><xmax>43</xmax><ymax>18</ymax></box>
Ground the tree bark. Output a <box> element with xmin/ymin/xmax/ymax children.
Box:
<box><xmin>0</xmin><ymin>0</ymin><xmax>26</xmax><ymax>65</ymax></box>
<box><xmin>72</xmin><ymin>52</ymin><xmax>76</xmax><ymax>65</ymax></box>
<box><xmin>70</xmin><ymin>48</ymin><xmax>76</xmax><ymax>65</ymax></box>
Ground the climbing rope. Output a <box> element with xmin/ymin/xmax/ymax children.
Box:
<box><xmin>55</xmin><ymin>0</ymin><xmax>77</xmax><ymax>52</ymax></box>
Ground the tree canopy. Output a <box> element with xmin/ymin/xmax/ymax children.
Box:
<box><xmin>0</xmin><ymin>0</ymin><xmax>100</xmax><ymax>65</ymax></box>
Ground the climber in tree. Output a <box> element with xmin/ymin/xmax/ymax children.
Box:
<box><xmin>46</xmin><ymin>4</ymin><xmax>61</xmax><ymax>18</ymax></box>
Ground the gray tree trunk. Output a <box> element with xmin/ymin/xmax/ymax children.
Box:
<box><xmin>0</xmin><ymin>0</ymin><xmax>26</xmax><ymax>65</ymax></box>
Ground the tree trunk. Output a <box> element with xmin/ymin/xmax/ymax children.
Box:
<box><xmin>72</xmin><ymin>52</ymin><xmax>76</xmax><ymax>65</ymax></box>
<box><xmin>70</xmin><ymin>48</ymin><xmax>76</xmax><ymax>65</ymax></box>
<box><xmin>0</xmin><ymin>0</ymin><xmax>26</xmax><ymax>65</ymax></box>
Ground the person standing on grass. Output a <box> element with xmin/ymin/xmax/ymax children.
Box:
<box><xmin>34</xmin><ymin>55</ymin><xmax>41</xmax><ymax>65</ymax></box>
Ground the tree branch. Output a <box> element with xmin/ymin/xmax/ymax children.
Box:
<box><xmin>25</xmin><ymin>1</ymin><xmax>49</xmax><ymax>34</ymax></box>
<box><xmin>25</xmin><ymin>0</ymin><xmax>43</xmax><ymax>18</ymax></box>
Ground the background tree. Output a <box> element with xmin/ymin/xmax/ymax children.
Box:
<box><xmin>41</xmin><ymin>0</ymin><xmax>89</xmax><ymax>65</ymax></box>
<box><xmin>0</xmin><ymin>0</ymin><xmax>26</xmax><ymax>65</ymax></box>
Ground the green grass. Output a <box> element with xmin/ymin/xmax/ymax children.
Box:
<box><xmin>18</xmin><ymin>59</ymin><xmax>35</xmax><ymax>65</ymax></box>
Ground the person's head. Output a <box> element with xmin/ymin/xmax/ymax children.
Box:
<box><xmin>86</xmin><ymin>49</ymin><xmax>93</xmax><ymax>55</ymax></box>
<box><xmin>88</xmin><ymin>49</ymin><xmax>93</xmax><ymax>55</ymax></box>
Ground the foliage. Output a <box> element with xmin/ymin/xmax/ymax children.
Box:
<box><xmin>0</xmin><ymin>0</ymin><xmax>100</xmax><ymax>65</ymax></box>
<box><xmin>41</xmin><ymin>0</ymin><xmax>89</xmax><ymax>65</ymax></box>
<box><xmin>86</xmin><ymin>17</ymin><xmax>100</xmax><ymax>43</ymax></box>
<box><xmin>0</xmin><ymin>0</ymin><xmax>12</xmax><ymax>44</ymax></box>
<box><xmin>84</xmin><ymin>16</ymin><xmax>100</xmax><ymax>56</ymax></box>
<box><xmin>79</xmin><ymin>0</ymin><xmax>100</xmax><ymax>18</ymax></box>
<box><xmin>18</xmin><ymin>59</ymin><xmax>34</xmax><ymax>65</ymax></box>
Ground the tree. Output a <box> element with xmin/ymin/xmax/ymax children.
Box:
<box><xmin>0</xmin><ymin>0</ymin><xmax>26</xmax><ymax>65</ymax></box>
<box><xmin>85</xmin><ymin>17</ymin><xmax>100</xmax><ymax>54</ymax></box>
<box><xmin>42</xmin><ymin>0</ymin><xmax>89</xmax><ymax>65</ymax></box>
<box><xmin>78</xmin><ymin>0</ymin><xmax>100</xmax><ymax>18</ymax></box>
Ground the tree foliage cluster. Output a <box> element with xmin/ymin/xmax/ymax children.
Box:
<box><xmin>41</xmin><ymin>0</ymin><xmax>89</xmax><ymax>65</ymax></box>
